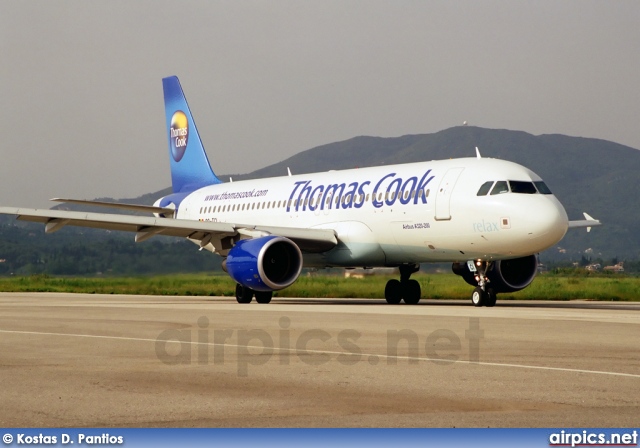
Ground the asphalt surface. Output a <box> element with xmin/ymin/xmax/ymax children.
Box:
<box><xmin>0</xmin><ymin>293</ymin><xmax>638</xmax><ymax>427</ymax></box>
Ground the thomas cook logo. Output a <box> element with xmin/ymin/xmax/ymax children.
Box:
<box><xmin>170</xmin><ymin>111</ymin><xmax>189</xmax><ymax>162</ymax></box>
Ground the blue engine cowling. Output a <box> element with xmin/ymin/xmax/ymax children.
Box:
<box><xmin>452</xmin><ymin>254</ymin><xmax>538</xmax><ymax>293</ymax></box>
<box><xmin>225</xmin><ymin>236</ymin><xmax>303</xmax><ymax>292</ymax></box>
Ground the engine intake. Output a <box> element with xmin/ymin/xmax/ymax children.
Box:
<box><xmin>225</xmin><ymin>236</ymin><xmax>303</xmax><ymax>292</ymax></box>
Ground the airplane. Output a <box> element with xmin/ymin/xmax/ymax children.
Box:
<box><xmin>0</xmin><ymin>76</ymin><xmax>600</xmax><ymax>306</ymax></box>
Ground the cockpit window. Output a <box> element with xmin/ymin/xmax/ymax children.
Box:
<box><xmin>479</xmin><ymin>180</ymin><xmax>552</xmax><ymax>196</ymax></box>
<box><xmin>509</xmin><ymin>180</ymin><xmax>537</xmax><ymax>194</ymax></box>
<box><xmin>476</xmin><ymin>181</ymin><xmax>494</xmax><ymax>196</ymax></box>
<box><xmin>490</xmin><ymin>181</ymin><xmax>509</xmax><ymax>195</ymax></box>
<box><xmin>534</xmin><ymin>181</ymin><xmax>552</xmax><ymax>194</ymax></box>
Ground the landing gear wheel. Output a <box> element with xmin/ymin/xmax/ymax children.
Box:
<box><xmin>235</xmin><ymin>284</ymin><xmax>254</xmax><ymax>303</ymax></box>
<box><xmin>402</xmin><ymin>279</ymin><xmax>421</xmax><ymax>305</ymax></box>
<box><xmin>385</xmin><ymin>279</ymin><xmax>402</xmax><ymax>304</ymax></box>
<box><xmin>471</xmin><ymin>286</ymin><xmax>486</xmax><ymax>307</ymax></box>
<box><xmin>485</xmin><ymin>288</ymin><xmax>497</xmax><ymax>307</ymax></box>
<box><xmin>255</xmin><ymin>291</ymin><xmax>273</xmax><ymax>304</ymax></box>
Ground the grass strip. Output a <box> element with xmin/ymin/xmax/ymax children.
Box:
<box><xmin>0</xmin><ymin>273</ymin><xmax>638</xmax><ymax>301</ymax></box>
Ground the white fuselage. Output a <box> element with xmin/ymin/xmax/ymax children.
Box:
<box><xmin>174</xmin><ymin>157</ymin><xmax>569</xmax><ymax>267</ymax></box>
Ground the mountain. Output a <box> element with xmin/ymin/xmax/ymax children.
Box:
<box><xmin>44</xmin><ymin>126</ymin><xmax>640</xmax><ymax>261</ymax></box>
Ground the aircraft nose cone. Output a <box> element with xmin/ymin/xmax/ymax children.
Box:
<box><xmin>527</xmin><ymin>197</ymin><xmax>569</xmax><ymax>248</ymax></box>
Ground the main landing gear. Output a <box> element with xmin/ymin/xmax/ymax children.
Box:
<box><xmin>384</xmin><ymin>264</ymin><xmax>421</xmax><ymax>304</ymax></box>
<box><xmin>235</xmin><ymin>284</ymin><xmax>273</xmax><ymax>304</ymax></box>
<box><xmin>469</xmin><ymin>261</ymin><xmax>497</xmax><ymax>307</ymax></box>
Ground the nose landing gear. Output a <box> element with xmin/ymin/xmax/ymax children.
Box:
<box><xmin>384</xmin><ymin>264</ymin><xmax>422</xmax><ymax>304</ymax></box>
<box><xmin>469</xmin><ymin>261</ymin><xmax>497</xmax><ymax>307</ymax></box>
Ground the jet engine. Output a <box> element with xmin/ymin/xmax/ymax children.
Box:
<box><xmin>452</xmin><ymin>254</ymin><xmax>538</xmax><ymax>293</ymax></box>
<box><xmin>224</xmin><ymin>236</ymin><xmax>303</xmax><ymax>292</ymax></box>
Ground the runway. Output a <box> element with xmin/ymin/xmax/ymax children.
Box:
<box><xmin>0</xmin><ymin>293</ymin><xmax>638</xmax><ymax>427</ymax></box>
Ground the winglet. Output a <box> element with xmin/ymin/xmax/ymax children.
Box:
<box><xmin>583</xmin><ymin>212</ymin><xmax>595</xmax><ymax>233</ymax></box>
<box><xmin>475</xmin><ymin>147</ymin><xmax>482</xmax><ymax>159</ymax></box>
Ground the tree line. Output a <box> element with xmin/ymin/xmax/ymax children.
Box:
<box><xmin>0</xmin><ymin>223</ymin><xmax>221</xmax><ymax>276</ymax></box>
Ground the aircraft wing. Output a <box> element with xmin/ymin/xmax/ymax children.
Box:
<box><xmin>0</xmin><ymin>207</ymin><xmax>337</xmax><ymax>253</ymax></box>
<box><xmin>568</xmin><ymin>212</ymin><xmax>602</xmax><ymax>232</ymax></box>
<box><xmin>50</xmin><ymin>198</ymin><xmax>176</xmax><ymax>217</ymax></box>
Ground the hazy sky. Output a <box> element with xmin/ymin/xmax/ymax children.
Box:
<box><xmin>1</xmin><ymin>1</ymin><xmax>639</xmax><ymax>207</ymax></box>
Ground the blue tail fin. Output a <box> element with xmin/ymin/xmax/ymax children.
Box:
<box><xmin>162</xmin><ymin>76</ymin><xmax>222</xmax><ymax>193</ymax></box>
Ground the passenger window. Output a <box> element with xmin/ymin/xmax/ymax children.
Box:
<box><xmin>476</xmin><ymin>181</ymin><xmax>493</xmax><ymax>196</ymax></box>
<box><xmin>509</xmin><ymin>181</ymin><xmax>537</xmax><ymax>194</ymax></box>
<box><xmin>490</xmin><ymin>181</ymin><xmax>509</xmax><ymax>195</ymax></box>
<box><xmin>534</xmin><ymin>181</ymin><xmax>552</xmax><ymax>194</ymax></box>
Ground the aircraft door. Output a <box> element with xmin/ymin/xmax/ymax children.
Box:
<box><xmin>434</xmin><ymin>167</ymin><xmax>464</xmax><ymax>221</ymax></box>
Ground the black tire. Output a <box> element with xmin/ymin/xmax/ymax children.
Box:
<box><xmin>384</xmin><ymin>279</ymin><xmax>402</xmax><ymax>304</ymax></box>
<box><xmin>402</xmin><ymin>279</ymin><xmax>421</xmax><ymax>305</ymax></box>
<box><xmin>485</xmin><ymin>288</ymin><xmax>497</xmax><ymax>307</ymax></box>
<box><xmin>255</xmin><ymin>291</ymin><xmax>273</xmax><ymax>304</ymax></box>
<box><xmin>236</xmin><ymin>284</ymin><xmax>253</xmax><ymax>303</ymax></box>
<box><xmin>471</xmin><ymin>286</ymin><xmax>486</xmax><ymax>307</ymax></box>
